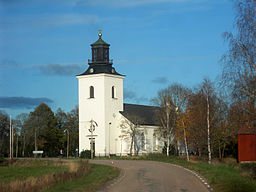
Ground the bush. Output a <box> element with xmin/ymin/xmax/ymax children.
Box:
<box><xmin>80</xmin><ymin>150</ymin><xmax>91</xmax><ymax>159</ymax></box>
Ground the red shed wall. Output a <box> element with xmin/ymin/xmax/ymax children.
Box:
<box><xmin>238</xmin><ymin>134</ymin><xmax>256</xmax><ymax>162</ymax></box>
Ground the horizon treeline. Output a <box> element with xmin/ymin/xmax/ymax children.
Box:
<box><xmin>0</xmin><ymin>105</ymin><xmax>78</xmax><ymax>158</ymax></box>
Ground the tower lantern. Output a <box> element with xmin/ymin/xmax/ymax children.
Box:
<box><xmin>90</xmin><ymin>29</ymin><xmax>111</xmax><ymax>65</ymax></box>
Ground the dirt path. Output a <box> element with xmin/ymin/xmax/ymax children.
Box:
<box><xmin>90</xmin><ymin>160</ymin><xmax>210</xmax><ymax>192</ymax></box>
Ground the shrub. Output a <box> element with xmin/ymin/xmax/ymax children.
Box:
<box><xmin>80</xmin><ymin>150</ymin><xmax>91</xmax><ymax>159</ymax></box>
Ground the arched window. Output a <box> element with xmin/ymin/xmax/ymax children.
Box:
<box><xmin>89</xmin><ymin>86</ymin><xmax>94</xmax><ymax>98</ymax></box>
<box><xmin>112</xmin><ymin>86</ymin><xmax>116</xmax><ymax>98</ymax></box>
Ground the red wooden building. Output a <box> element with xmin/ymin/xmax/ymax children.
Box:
<box><xmin>238</xmin><ymin>127</ymin><xmax>256</xmax><ymax>163</ymax></box>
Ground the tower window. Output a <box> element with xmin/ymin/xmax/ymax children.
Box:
<box><xmin>89</xmin><ymin>86</ymin><xmax>94</xmax><ymax>98</ymax></box>
<box><xmin>93</xmin><ymin>49</ymin><xmax>97</xmax><ymax>61</ymax></box>
<box><xmin>112</xmin><ymin>86</ymin><xmax>116</xmax><ymax>98</ymax></box>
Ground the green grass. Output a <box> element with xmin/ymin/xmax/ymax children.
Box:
<box><xmin>44</xmin><ymin>164</ymin><xmax>120</xmax><ymax>192</ymax></box>
<box><xmin>0</xmin><ymin>166</ymin><xmax>67</xmax><ymax>183</ymax></box>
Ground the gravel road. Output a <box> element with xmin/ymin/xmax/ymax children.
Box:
<box><xmin>90</xmin><ymin>160</ymin><xmax>210</xmax><ymax>192</ymax></box>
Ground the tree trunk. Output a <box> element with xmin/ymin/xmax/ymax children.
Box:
<box><xmin>206</xmin><ymin>94</ymin><xmax>212</xmax><ymax>164</ymax></box>
<box><xmin>22</xmin><ymin>134</ymin><xmax>25</xmax><ymax>157</ymax></box>
<box><xmin>34</xmin><ymin>129</ymin><xmax>37</xmax><ymax>151</ymax></box>
<box><xmin>166</xmin><ymin>105</ymin><xmax>170</xmax><ymax>156</ymax></box>
<box><xmin>120</xmin><ymin>138</ymin><xmax>122</xmax><ymax>157</ymax></box>
<box><xmin>218</xmin><ymin>141</ymin><xmax>221</xmax><ymax>159</ymax></box>
<box><xmin>222</xmin><ymin>143</ymin><xmax>226</xmax><ymax>159</ymax></box>
<box><xmin>130</xmin><ymin>136</ymin><xmax>134</xmax><ymax>156</ymax></box>
<box><xmin>182</xmin><ymin>120</ymin><xmax>189</xmax><ymax>161</ymax></box>
<box><xmin>167</xmin><ymin>137</ymin><xmax>170</xmax><ymax>156</ymax></box>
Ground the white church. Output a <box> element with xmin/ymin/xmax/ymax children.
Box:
<box><xmin>77</xmin><ymin>30</ymin><xmax>164</xmax><ymax>156</ymax></box>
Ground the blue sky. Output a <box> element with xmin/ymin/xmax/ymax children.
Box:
<box><xmin>0</xmin><ymin>0</ymin><xmax>235</xmax><ymax>117</ymax></box>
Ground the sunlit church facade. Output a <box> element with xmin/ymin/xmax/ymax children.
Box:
<box><xmin>77</xmin><ymin>30</ymin><xmax>164</xmax><ymax>156</ymax></box>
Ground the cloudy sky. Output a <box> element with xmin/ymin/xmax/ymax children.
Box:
<box><xmin>0</xmin><ymin>0</ymin><xmax>234</xmax><ymax>117</ymax></box>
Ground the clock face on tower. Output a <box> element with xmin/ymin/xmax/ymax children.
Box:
<box><xmin>90</xmin><ymin>68</ymin><xmax>94</xmax><ymax>73</ymax></box>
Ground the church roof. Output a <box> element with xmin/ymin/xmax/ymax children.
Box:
<box><xmin>91</xmin><ymin>38</ymin><xmax>110</xmax><ymax>47</ymax></box>
<box><xmin>120</xmin><ymin>103</ymin><xmax>159</xmax><ymax>126</ymax></box>
<box><xmin>76</xmin><ymin>65</ymin><xmax>124</xmax><ymax>76</ymax></box>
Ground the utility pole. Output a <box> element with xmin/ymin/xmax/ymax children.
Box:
<box><xmin>9</xmin><ymin>115</ymin><xmax>12</xmax><ymax>159</ymax></box>
<box><xmin>12</xmin><ymin>124</ymin><xmax>14</xmax><ymax>159</ymax></box>
<box><xmin>16</xmin><ymin>132</ymin><xmax>18</xmax><ymax>158</ymax></box>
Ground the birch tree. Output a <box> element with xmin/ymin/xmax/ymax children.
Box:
<box><xmin>153</xmin><ymin>88</ymin><xmax>176</xmax><ymax>156</ymax></box>
<box><xmin>200</xmin><ymin>79</ymin><xmax>218</xmax><ymax>164</ymax></box>
<box><xmin>168</xmin><ymin>84</ymin><xmax>191</xmax><ymax>161</ymax></box>
<box><xmin>222</xmin><ymin>0</ymin><xmax>256</xmax><ymax>125</ymax></box>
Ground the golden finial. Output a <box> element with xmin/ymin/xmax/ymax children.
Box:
<box><xmin>98</xmin><ymin>28</ymin><xmax>102</xmax><ymax>39</ymax></box>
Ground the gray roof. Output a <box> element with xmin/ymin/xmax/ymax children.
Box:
<box><xmin>91</xmin><ymin>38</ymin><xmax>110</xmax><ymax>47</ymax></box>
<box><xmin>76</xmin><ymin>65</ymin><xmax>124</xmax><ymax>76</ymax></box>
<box><xmin>120</xmin><ymin>103</ymin><xmax>159</xmax><ymax>126</ymax></box>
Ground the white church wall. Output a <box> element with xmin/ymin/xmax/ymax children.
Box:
<box><xmin>115</xmin><ymin>114</ymin><xmax>164</xmax><ymax>156</ymax></box>
<box><xmin>77</xmin><ymin>73</ymin><xmax>125</xmax><ymax>156</ymax></box>
<box><xmin>136</xmin><ymin>126</ymin><xmax>164</xmax><ymax>155</ymax></box>
<box><xmin>104</xmin><ymin>74</ymin><xmax>124</xmax><ymax>156</ymax></box>
<box><xmin>114</xmin><ymin>113</ymin><xmax>131</xmax><ymax>156</ymax></box>
<box><xmin>77</xmin><ymin>74</ymin><xmax>106</xmax><ymax>155</ymax></box>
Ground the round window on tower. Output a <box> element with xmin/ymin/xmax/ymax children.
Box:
<box><xmin>111</xmin><ymin>68</ymin><xmax>115</xmax><ymax>73</ymax></box>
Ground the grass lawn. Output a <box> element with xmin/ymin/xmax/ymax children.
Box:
<box><xmin>0</xmin><ymin>159</ymin><xmax>119</xmax><ymax>192</ymax></box>
<box><xmin>0</xmin><ymin>166</ymin><xmax>67</xmax><ymax>183</ymax></box>
<box><xmin>44</xmin><ymin>164</ymin><xmax>120</xmax><ymax>192</ymax></box>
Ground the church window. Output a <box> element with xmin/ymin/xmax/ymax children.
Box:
<box><xmin>93</xmin><ymin>49</ymin><xmax>97</xmax><ymax>61</ymax></box>
<box><xmin>104</xmin><ymin>49</ymin><xmax>108</xmax><ymax>61</ymax></box>
<box><xmin>112</xmin><ymin>86</ymin><xmax>116</xmax><ymax>98</ymax></box>
<box><xmin>89</xmin><ymin>86</ymin><xmax>94</xmax><ymax>98</ymax></box>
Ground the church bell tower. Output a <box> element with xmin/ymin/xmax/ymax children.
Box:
<box><xmin>76</xmin><ymin>29</ymin><xmax>125</xmax><ymax>156</ymax></box>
